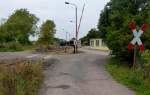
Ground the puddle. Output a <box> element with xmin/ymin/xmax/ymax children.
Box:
<box><xmin>48</xmin><ymin>84</ymin><xmax>71</xmax><ymax>90</ymax></box>
<box><xmin>59</xmin><ymin>72</ymin><xmax>71</xmax><ymax>76</ymax></box>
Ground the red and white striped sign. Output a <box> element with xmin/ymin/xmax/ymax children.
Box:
<box><xmin>128</xmin><ymin>23</ymin><xmax>148</xmax><ymax>52</ymax></box>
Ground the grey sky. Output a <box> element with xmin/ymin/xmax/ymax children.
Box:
<box><xmin>0</xmin><ymin>0</ymin><xmax>110</xmax><ymax>40</ymax></box>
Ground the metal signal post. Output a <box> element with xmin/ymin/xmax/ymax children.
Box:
<box><xmin>128</xmin><ymin>22</ymin><xmax>148</xmax><ymax>69</ymax></box>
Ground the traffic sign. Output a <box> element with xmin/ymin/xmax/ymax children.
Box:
<box><xmin>128</xmin><ymin>22</ymin><xmax>148</xmax><ymax>52</ymax></box>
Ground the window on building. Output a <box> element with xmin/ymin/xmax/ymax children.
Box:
<box><xmin>91</xmin><ymin>40</ymin><xmax>94</xmax><ymax>47</ymax></box>
<box><xmin>96</xmin><ymin>40</ymin><xmax>99</xmax><ymax>47</ymax></box>
<box><xmin>102</xmin><ymin>40</ymin><xmax>106</xmax><ymax>46</ymax></box>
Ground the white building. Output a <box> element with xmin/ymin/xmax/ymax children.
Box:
<box><xmin>90</xmin><ymin>38</ymin><xmax>109</xmax><ymax>50</ymax></box>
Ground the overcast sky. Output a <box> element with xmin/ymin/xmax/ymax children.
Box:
<box><xmin>0</xmin><ymin>0</ymin><xmax>110</xmax><ymax>40</ymax></box>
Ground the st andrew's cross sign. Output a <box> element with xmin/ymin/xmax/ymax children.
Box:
<box><xmin>128</xmin><ymin>23</ymin><xmax>148</xmax><ymax>52</ymax></box>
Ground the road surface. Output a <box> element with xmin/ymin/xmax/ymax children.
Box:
<box><xmin>38</xmin><ymin>49</ymin><xmax>135</xmax><ymax>95</ymax></box>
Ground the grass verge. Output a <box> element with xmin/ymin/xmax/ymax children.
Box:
<box><xmin>106</xmin><ymin>58</ymin><xmax>150</xmax><ymax>95</ymax></box>
<box><xmin>0</xmin><ymin>44</ymin><xmax>34</xmax><ymax>52</ymax></box>
<box><xmin>0</xmin><ymin>60</ymin><xmax>43</xmax><ymax>95</ymax></box>
<box><xmin>0</xmin><ymin>48</ymin><xmax>23</xmax><ymax>52</ymax></box>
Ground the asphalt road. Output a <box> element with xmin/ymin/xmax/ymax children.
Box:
<box><xmin>38</xmin><ymin>49</ymin><xmax>135</xmax><ymax>95</ymax></box>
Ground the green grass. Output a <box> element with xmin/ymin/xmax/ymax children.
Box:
<box><xmin>106</xmin><ymin>58</ymin><xmax>150</xmax><ymax>95</ymax></box>
<box><xmin>0</xmin><ymin>45</ymin><xmax>34</xmax><ymax>52</ymax></box>
<box><xmin>0</xmin><ymin>61</ymin><xmax>43</xmax><ymax>95</ymax></box>
<box><xmin>0</xmin><ymin>48</ymin><xmax>23</xmax><ymax>52</ymax></box>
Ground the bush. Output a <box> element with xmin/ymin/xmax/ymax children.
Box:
<box><xmin>142</xmin><ymin>50</ymin><xmax>150</xmax><ymax>66</ymax></box>
<box><xmin>0</xmin><ymin>42</ymin><xmax>23</xmax><ymax>52</ymax></box>
<box><xmin>98</xmin><ymin>0</ymin><xmax>150</xmax><ymax>62</ymax></box>
<box><xmin>142</xmin><ymin>50</ymin><xmax>150</xmax><ymax>80</ymax></box>
<box><xmin>5</xmin><ymin>42</ymin><xmax>22</xmax><ymax>50</ymax></box>
<box><xmin>106</xmin><ymin>58</ymin><xmax>150</xmax><ymax>95</ymax></box>
<box><xmin>0</xmin><ymin>61</ymin><xmax>43</xmax><ymax>95</ymax></box>
<box><xmin>0</xmin><ymin>42</ymin><xmax>34</xmax><ymax>52</ymax></box>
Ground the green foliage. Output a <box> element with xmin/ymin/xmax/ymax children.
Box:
<box><xmin>0</xmin><ymin>9</ymin><xmax>38</xmax><ymax>44</ymax></box>
<box><xmin>142</xmin><ymin>50</ymin><xmax>150</xmax><ymax>66</ymax></box>
<box><xmin>98</xmin><ymin>0</ymin><xmax>150</xmax><ymax>60</ymax></box>
<box><xmin>80</xmin><ymin>28</ymin><xmax>101</xmax><ymax>45</ymax></box>
<box><xmin>0</xmin><ymin>42</ymin><xmax>22</xmax><ymax>52</ymax></box>
<box><xmin>0</xmin><ymin>61</ymin><xmax>43</xmax><ymax>95</ymax></box>
<box><xmin>142</xmin><ymin>50</ymin><xmax>150</xmax><ymax>79</ymax></box>
<box><xmin>0</xmin><ymin>9</ymin><xmax>39</xmax><ymax>51</ymax></box>
<box><xmin>0</xmin><ymin>42</ymin><xmax>34</xmax><ymax>52</ymax></box>
<box><xmin>80</xmin><ymin>36</ymin><xmax>89</xmax><ymax>46</ymax></box>
<box><xmin>106</xmin><ymin>58</ymin><xmax>150</xmax><ymax>95</ymax></box>
<box><xmin>0</xmin><ymin>9</ymin><xmax>58</xmax><ymax>51</ymax></box>
<box><xmin>38</xmin><ymin>20</ymin><xmax>56</xmax><ymax>47</ymax></box>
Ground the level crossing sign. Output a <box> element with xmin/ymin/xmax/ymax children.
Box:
<box><xmin>128</xmin><ymin>22</ymin><xmax>148</xmax><ymax>52</ymax></box>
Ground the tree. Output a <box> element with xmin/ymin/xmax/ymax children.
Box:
<box><xmin>98</xmin><ymin>0</ymin><xmax>150</xmax><ymax>61</ymax></box>
<box><xmin>38</xmin><ymin>20</ymin><xmax>56</xmax><ymax>47</ymax></box>
<box><xmin>0</xmin><ymin>24</ymin><xmax>12</xmax><ymax>43</ymax></box>
<box><xmin>0</xmin><ymin>9</ymin><xmax>39</xmax><ymax>44</ymax></box>
<box><xmin>80</xmin><ymin>28</ymin><xmax>101</xmax><ymax>45</ymax></box>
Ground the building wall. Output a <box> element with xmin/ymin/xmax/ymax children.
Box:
<box><xmin>90</xmin><ymin>39</ymin><xmax>103</xmax><ymax>47</ymax></box>
<box><xmin>90</xmin><ymin>39</ymin><xmax>109</xmax><ymax>50</ymax></box>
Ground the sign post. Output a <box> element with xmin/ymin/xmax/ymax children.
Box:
<box><xmin>128</xmin><ymin>22</ymin><xmax>148</xmax><ymax>69</ymax></box>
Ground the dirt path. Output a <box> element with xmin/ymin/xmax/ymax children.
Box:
<box><xmin>38</xmin><ymin>49</ymin><xmax>135</xmax><ymax>95</ymax></box>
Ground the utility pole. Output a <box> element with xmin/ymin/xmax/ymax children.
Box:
<box><xmin>75</xmin><ymin>7</ymin><xmax>78</xmax><ymax>53</ymax></box>
<box><xmin>66</xmin><ymin>32</ymin><xmax>68</xmax><ymax>46</ymax></box>
<box><xmin>65</xmin><ymin>1</ymin><xmax>86</xmax><ymax>53</ymax></box>
<box><xmin>65</xmin><ymin>2</ymin><xmax>78</xmax><ymax>53</ymax></box>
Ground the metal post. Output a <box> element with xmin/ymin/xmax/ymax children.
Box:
<box><xmin>69</xmin><ymin>33</ymin><xmax>71</xmax><ymax>46</ymax></box>
<box><xmin>65</xmin><ymin>32</ymin><xmax>68</xmax><ymax>53</ymax></box>
<box><xmin>77</xmin><ymin>3</ymin><xmax>85</xmax><ymax>35</ymax></box>
<box><xmin>75</xmin><ymin>7</ymin><xmax>78</xmax><ymax>53</ymax></box>
<box><xmin>65</xmin><ymin>2</ymin><xmax>78</xmax><ymax>53</ymax></box>
<box><xmin>133</xmin><ymin>46</ymin><xmax>136</xmax><ymax>70</ymax></box>
<box><xmin>66</xmin><ymin>32</ymin><xmax>68</xmax><ymax>46</ymax></box>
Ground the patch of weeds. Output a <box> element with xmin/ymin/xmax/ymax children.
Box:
<box><xmin>106</xmin><ymin>58</ymin><xmax>150</xmax><ymax>95</ymax></box>
<box><xmin>0</xmin><ymin>61</ymin><xmax>43</xmax><ymax>95</ymax></box>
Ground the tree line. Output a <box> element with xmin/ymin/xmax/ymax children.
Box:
<box><xmin>0</xmin><ymin>9</ymin><xmax>56</xmax><ymax>50</ymax></box>
<box><xmin>80</xmin><ymin>28</ymin><xmax>101</xmax><ymax>46</ymax></box>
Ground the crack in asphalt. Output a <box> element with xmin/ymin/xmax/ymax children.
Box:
<box><xmin>47</xmin><ymin>85</ymin><xmax>71</xmax><ymax>90</ymax></box>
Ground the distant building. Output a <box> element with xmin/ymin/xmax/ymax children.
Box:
<box><xmin>90</xmin><ymin>38</ymin><xmax>109</xmax><ymax>50</ymax></box>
